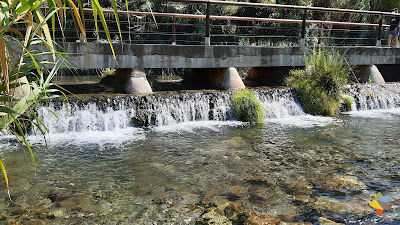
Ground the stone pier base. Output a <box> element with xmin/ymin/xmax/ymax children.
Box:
<box><xmin>13</xmin><ymin>76</ymin><xmax>31</xmax><ymax>98</ymax></box>
<box><xmin>100</xmin><ymin>67</ymin><xmax>153</xmax><ymax>94</ymax></box>
<box><xmin>356</xmin><ymin>65</ymin><xmax>385</xmax><ymax>85</ymax></box>
<box><xmin>125</xmin><ymin>67</ymin><xmax>153</xmax><ymax>95</ymax></box>
<box><xmin>188</xmin><ymin>67</ymin><xmax>245</xmax><ymax>90</ymax></box>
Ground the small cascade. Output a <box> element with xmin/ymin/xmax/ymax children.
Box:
<box><xmin>32</xmin><ymin>83</ymin><xmax>400</xmax><ymax>134</ymax></box>
<box><xmin>33</xmin><ymin>88</ymin><xmax>305</xmax><ymax>134</ymax></box>
<box><xmin>254</xmin><ymin>89</ymin><xmax>305</xmax><ymax>119</ymax></box>
<box><xmin>344</xmin><ymin>83</ymin><xmax>400</xmax><ymax>111</ymax></box>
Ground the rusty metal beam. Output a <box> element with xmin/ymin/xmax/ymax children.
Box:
<box><xmin>78</xmin><ymin>7</ymin><xmax>388</xmax><ymax>28</ymax></box>
<box><xmin>152</xmin><ymin>0</ymin><xmax>400</xmax><ymax>17</ymax></box>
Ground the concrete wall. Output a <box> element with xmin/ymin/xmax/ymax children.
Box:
<box><xmin>56</xmin><ymin>43</ymin><xmax>400</xmax><ymax>69</ymax></box>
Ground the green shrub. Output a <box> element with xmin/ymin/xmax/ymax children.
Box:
<box><xmin>286</xmin><ymin>48</ymin><xmax>350</xmax><ymax>116</ymax></box>
<box><xmin>100</xmin><ymin>68</ymin><xmax>116</xmax><ymax>77</ymax></box>
<box><xmin>232</xmin><ymin>89</ymin><xmax>264</xmax><ymax>123</ymax></box>
<box><xmin>343</xmin><ymin>95</ymin><xmax>355</xmax><ymax>111</ymax></box>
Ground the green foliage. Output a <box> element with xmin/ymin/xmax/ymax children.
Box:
<box><xmin>343</xmin><ymin>95</ymin><xmax>355</xmax><ymax>111</ymax></box>
<box><xmin>232</xmin><ymin>89</ymin><xmax>264</xmax><ymax>123</ymax></box>
<box><xmin>286</xmin><ymin>49</ymin><xmax>350</xmax><ymax>116</ymax></box>
<box><xmin>100</xmin><ymin>68</ymin><xmax>116</xmax><ymax>77</ymax></box>
<box><xmin>0</xmin><ymin>0</ymin><xmax>123</xmax><ymax>198</ymax></box>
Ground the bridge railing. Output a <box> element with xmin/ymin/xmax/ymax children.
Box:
<box><xmin>42</xmin><ymin>0</ymin><xmax>396</xmax><ymax>47</ymax></box>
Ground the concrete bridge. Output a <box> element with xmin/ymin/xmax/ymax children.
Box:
<box><xmin>48</xmin><ymin>0</ymin><xmax>400</xmax><ymax>94</ymax></box>
<box><xmin>65</xmin><ymin>42</ymin><xmax>400</xmax><ymax>69</ymax></box>
<box><xmin>60</xmin><ymin>42</ymin><xmax>397</xmax><ymax>94</ymax></box>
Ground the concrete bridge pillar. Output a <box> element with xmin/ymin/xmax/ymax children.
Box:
<box><xmin>187</xmin><ymin>67</ymin><xmax>245</xmax><ymax>90</ymax></box>
<box><xmin>356</xmin><ymin>65</ymin><xmax>385</xmax><ymax>85</ymax></box>
<box><xmin>100</xmin><ymin>68</ymin><xmax>153</xmax><ymax>94</ymax></box>
<box><xmin>11</xmin><ymin>76</ymin><xmax>31</xmax><ymax>99</ymax></box>
<box><xmin>125</xmin><ymin>67</ymin><xmax>153</xmax><ymax>95</ymax></box>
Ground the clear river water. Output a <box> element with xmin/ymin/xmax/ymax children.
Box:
<box><xmin>0</xmin><ymin>83</ymin><xmax>399</xmax><ymax>224</ymax></box>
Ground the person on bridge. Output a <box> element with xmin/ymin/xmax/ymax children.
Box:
<box><xmin>388</xmin><ymin>8</ymin><xmax>400</xmax><ymax>48</ymax></box>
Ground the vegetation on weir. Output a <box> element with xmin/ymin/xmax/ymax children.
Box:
<box><xmin>232</xmin><ymin>89</ymin><xmax>264</xmax><ymax>123</ymax></box>
<box><xmin>0</xmin><ymin>0</ymin><xmax>122</xmax><ymax>198</ymax></box>
<box><xmin>343</xmin><ymin>95</ymin><xmax>355</xmax><ymax>111</ymax></box>
<box><xmin>286</xmin><ymin>49</ymin><xmax>350</xmax><ymax>116</ymax></box>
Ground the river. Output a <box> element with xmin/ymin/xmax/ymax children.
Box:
<box><xmin>0</xmin><ymin>83</ymin><xmax>399</xmax><ymax>224</ymax></box>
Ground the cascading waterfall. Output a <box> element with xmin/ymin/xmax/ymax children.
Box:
<box><xmin>344</xmin><ymin>83</ymin><xmax>400</xmax><ymax>111</ymax></box>
<box><xmin>32</xmin><ymin>83</ymin><xmax>400</xmax><ymax>135</ymax></box>
<box><xmin>254</xmin><ymin>89</ymin><xmax>305</xmax><ymax>119</ymax></box>
<box><xmin>33</xmin><ymin>89</ymin><xmax>303</xmax><ymax>134</ymax></box>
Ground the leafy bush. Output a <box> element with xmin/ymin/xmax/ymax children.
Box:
<box><xmin>232</xmin><ymin>89</ymin><xmax>264</xmax><ymax>123</ymax></box>
<box><xmin>100</xmin><ymin>68</ymin><xmax>116</xmax><ymax>77</ymax></box>
<box><xmin>343</xmin><ymin>95</ymin><xmax>355</xmax><ymax>112</ymax></box>
<box><xmin>286</xmin><ymin>49</ymin><xmax>350</xmax><ymax>116</ymax></box>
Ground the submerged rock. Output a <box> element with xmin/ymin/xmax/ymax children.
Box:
<box><xmin>186</xmin><ymin>204</ymin><xmax>205</xmax><ymax>213</ymax></box>
<box><xmin>238</xmin><ymin>211</ymin><xmax>281</xmax><ymax>225</ymax></box>
<box><xmin>314</xmin><ymin>196</ymin><xmax>370</xmax><ymax>214</ymax></box>
<box><xmin>318</xmin><ymin>217</ymin><xmax>344</xmax><ymax>225</ymax></box>
<box><xmin>227</xmin><ymin>186</ymin><xmax>248</xmax><ymax>201</ymax></box>
<box><xmin>48</xmin><ymin>209</ymin><xmax>67</xmax><ymax>218</ymax></box>
<box><xmin>316</xmin><ymin>175</ymin><xmax>366</xmax><ymax>195</ymax></box>
<box><xmin>196</xmin><ymin>208</ymin><xmax>232</xmax><ymax>225</ymax></box>
<box><xmin>224</xmin><ymin>202</ymin><xmax>240</xmax><ymax>221</ymax></box>
<box><xmin>280</xmin><ymin>180</ymin><xmax>313</xmax><ymax>195</ymax></box>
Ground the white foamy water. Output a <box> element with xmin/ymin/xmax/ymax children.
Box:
<box><xmin>255</xmin><ymin>89</ymin><xmax>305</xmax><ymax>119</ymax></box>
<box><xmin>29</xmin><ymin>88</ymin><xmax>343</xmax><ymax>140</ymax></box>
<box><xmin>344</xmin><ymin>108</ymin><xmax>400</xmax><ymax>119</ymax></box>
<box><xmin>267</xmin><ymin>115</ymin><xmax>339</xmax><ymax>128</ymax></box>
<box><xmin>27</xmin><ymin>128</ymin><xmax>146</xmax><ymax>147</ymax></box>
<box><xmin>36</xmin><ymin>103</ymin><xmax>136</xmax><ymax>133</ymax></box>
<box><xmin>33</xmin><ymin>84</ymin><xmax>400</xmax><ymax>139</ymax></box>
<box><xmin>345</xmin><ymin>83</ymin><xmax>400</xmax><ymax>111</ymax></box>
<box><xmin>152</xmin><ymin>121</ymin><xmax>245</xmax><ymax>133</ymax></box>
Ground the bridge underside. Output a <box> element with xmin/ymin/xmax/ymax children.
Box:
<box><xmin>62</xmin><ymin>43</ymin><xmax>400</xmax><ymax>69</ymax></box>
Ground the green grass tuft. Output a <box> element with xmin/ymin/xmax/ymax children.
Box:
<box><xmin>286</xmin><ymin>48</ymin><xmax>350</xmax><ymax>116</ymax></box>
<box><xmin>343</xmin><ymin>95</ymin><xmax>355</xmax><ymax>112</ymax></box>
<box><xmin>100</xmin><ymin>68</ymin><xmax>116</xmax><ymax>77</ymax></box>
<box><xmin>232</xmin><ymin>89</ymin><xmax>264</xmax><ymax>123</ymax></box>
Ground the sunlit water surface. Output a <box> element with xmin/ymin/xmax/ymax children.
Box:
<box><xmin>0</xmin><ymin>110</ymin><xmax>399</xmax><ymax>224</ymax></box>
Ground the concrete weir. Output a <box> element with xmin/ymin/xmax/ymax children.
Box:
<box><xmin>187</xmin><ymin>67</ymin><xmax>245</xmax><ymax>90</ymax></box>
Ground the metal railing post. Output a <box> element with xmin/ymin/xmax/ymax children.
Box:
<box><xmin>205</xmin><ymin>2</ymin><xmax>211</xmax><ymax>45</ymax></box>
<box><xmin>376</xmin><ymin>14</ymin><xmax>383</xmax><ymax>47</ymax></box>
<box><xmin>318</xmin><ymin>23</ymin><xmax>323</xmax><ymax>46</ymax></box>
<box><xmin>172</xmin><ymin>16</ymin><xmax>176</xmax><ymax>45</ymax></box>
<box><xmin>251</xmin><ymin>20</ymin><xmax>256</xmax><ymax>46</ymax></box>
<box><xmin>300</xmin><ymin>9</ymin><xmax>307</xmax><ymax>46</ymax></box>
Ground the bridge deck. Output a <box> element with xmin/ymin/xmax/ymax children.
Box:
<box><xmin>62</xmin><ymin>43</ymin><xmax>400</xmax><ymax>69</ymax></box>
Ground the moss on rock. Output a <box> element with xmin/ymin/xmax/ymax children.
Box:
<box><xmin>232</xmin><ymin>89</ymin><xmax>264</xmax><ymax>123</ymax></box>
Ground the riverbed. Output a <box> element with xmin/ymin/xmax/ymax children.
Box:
<box><xmin>0</xmin><ymin>85</ymin><xmax>399</xmax><ymax>224</ymax></box>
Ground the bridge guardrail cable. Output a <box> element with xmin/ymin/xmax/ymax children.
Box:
<box><xmin>38</xmin><ymin>1</ymin><xmax>394</xmax><ymax>47</ymax></box>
